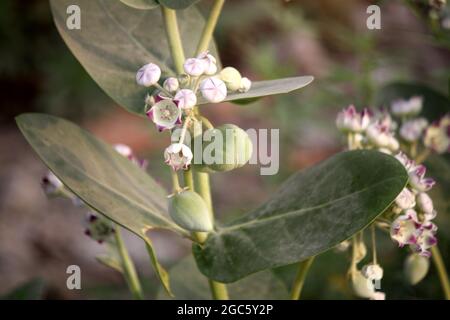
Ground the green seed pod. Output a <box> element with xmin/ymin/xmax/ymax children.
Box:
<box><xmin>219</xmin><ymin>67</ymin><xmax>242</xmax><ymax>91</ymax></box>
<box><xmin>194</xmin><ymin>124</ymin><xmax>253</xmax><ymax>173</ymax></box>
<box><xmin>168</xmin><ymin>190</ymin><xmax>213</xmax><ymax>232</ymax></box>
<box><xmin>404</xmin><ymin>253</ymin><xmax>430</xmax><ymax>285</ymax></box>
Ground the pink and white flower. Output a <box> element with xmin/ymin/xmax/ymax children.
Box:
<box><xmin>390</xmin><ymin>96</ymin><xmax>423</xmax><ymax>117</ymax></box>
<box><xmin>390</xmin><ymin>209</ymin><xmax>421</xmax><ymax>247</ymax></box>
<box><xmin>394</xmin><ymin>188</ymin><xmax>416</xmax><ymax>210</ymax></box>
<box><xmin>409</xmin><ymin>165</ymin><xmax>435</xmax><ymax>192</ymax></box>
<box><xmin>366</xmin><ymin>121</ymin><xmax>399</xmax><ymax>151</ymax></box>
<box><xmin>184</xmin><ymin>58</ymin><xmax>206</xmax><ymax>76</ymax></box>
<box><xmin>410</xmin><ymin>222</ymin><xmax>438</xmax><ymax>258</ymax></box>
<box><xmin>197</xmin><ymin>51</ymin><xmax>218</xmax><ymax>75</ymax></box>
<box><xmin>164</xmin><ymin>143</ymin><xmax>193</xmax><ymax>171</ymax></box>
<box><xmin>362</xmin><ymin>263</ymin><xmax>384</xmax><ymax>281</ymax></box>
<box><xmin>147</xmin><ymin>99</ymin><xmax>182</xmax><ymax>132</ymax></box>
<box><xmin>336</xmin><ymin>105</ymin><xmax>371</xmax><ymax>133</ymax></box>
<box><xmin>416</xmin><ymin>192</ymin><xmax>435</xmax><ymax>219</ymax></box>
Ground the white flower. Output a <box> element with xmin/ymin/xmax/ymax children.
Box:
<box><xmin>114</xmin><ymin>144</ymin><xmax>133</xmax><ymax>158</ymax></box>
<box><xmin>184</xmin><ymin>58</ymin><xmax>206</xmax><ymax>76</ymax></box>
<box><xmin>362</xmin><ymin>264</ymin><xmax>384</xmax><ymax>281</ymax></box>
<box><xmin>84</xmin><ymin>212</ymin><xmax>115</xmax><ymax>244</ymax></box>
<box><xmin>147</xmin><ymin>98</ymin><xmax>182</xmax><ymax>131</ymax></box>
<box><xmin>200</xmin><ymin>77</ymin><xmax>227</xmax><ymax>103</ymax></box>
<box><xmin>390</xmin><ymin>209</ymin><xmax>421</xmax><ymax>247</ymax></box>
<box><xmin>395</xmin><ymin>188</ymin><xmax>416</xmax><ymax>210</ymax></box>
<box><xmin>391</xmin><ymin>96</ymin><xmax>423</xmax><ymax>117</ymax></box>
<box><xmin>399</xmin><ymin>118</ymin><xmax>428</xmax><ymax>142</ymax></box>
<box><xmin>395</xmin><ymin>152</ymin><xmax>415</xmax><ymax>172</ymax></box>
<box><xmin>197</xmin><ymin>51</ymin><xmax>217</xmax><ymax>75</ymax></box>
<box><xmin>423</xmin><ymin>114</ymin><xmax>450</xmax><ymax>154</ymax></box>
<box><xmin>409</xmin><ymin>164</ymin><xmax>435</xmax><ymax>192</ymax></box>
<box><xmin>163</xmin><ymin>77</ymin><xmax>179</xmax><ymax>93</ymax></box>
<box><xmin>336</xmin><ymin>105</ymin><xmax>371</xmax><ymax>133</ymax></box>
<box><xmin>136</xmin><ymin>63</ymin><xmax>161</xmax><ymax>87</ymax></box>
<box><xmin>174</xmin><ymin>89</ymin><xmax>197</xmax><ymax>110</ymax></box>
<box><xmin>410</xmin><ymin>222</ymin><xmax>438</xmax><ymax>258</ymax></box>
<box><xmin>164</xmin><ymin>143</ymin><xmax>193</xmax><ymax>171</ymax></box>
<box><xmin>416</xmin><ymin>193</ymin><xmax>434</xmax><ymax>217</ymax></box>
<box><xmin>239</xmin><ymin>77</ymin><xmax>252</xmax><ymax>93</ymax></box>
<box><xmin>366</xmin><ymin>121</ymin><xmax>398</xmax><ymax>151</ymax></box>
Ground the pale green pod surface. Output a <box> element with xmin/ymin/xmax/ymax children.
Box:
<box><xmin>404</xmin><ymin>253</ymin><xmax>430</xmax><ymax>285</ymax></box>
<box><xmin>351</xmin><ymin>271</ymin><xmax>375</xmax><ymax>298</ymax></box>
<box><xmin>197</xmin><ymin>124</ymin><xmax>253</xmax><ymax>173</ymax></box>
<box><xmin>168</xmin><ymin>190</ymin><xmax>213</xmax><ymax>232</ymax></box>
<box><xmin>219</xmin><ymin>67</ymin><xmax>242</xmax><ymax>91</ymax></box>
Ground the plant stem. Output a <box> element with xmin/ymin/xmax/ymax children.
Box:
<box><xmin>161</xmin><ymin>6</ymin><xmax>185</xmax><ymax>74</ymax></box>
<box><xmin>171</xmin><ymin>171</ymin><xmax>181</xmax><ymax>192</ymax></box>
<box><xmin>431</xmin><ymin>246</ymin><xmax>450</xmax><ymax>300</ymax></box>
<box><xmin>209</xmin><ymin>279</ymin><xmax>229</xmax><ymax>300</ymax></box>
<box><xmin>290</xmin><ymin>257</ymin><xmax>315</xmax><ymax>300</ymax></box>
<box><xmin>114</xmin><ymin>228</ymin><xmax>144</xmax><ymax>300</ymax></box>
<box><xmin>197</xmin><ymin>171</ymin><xmax>213</xmax><ymax>218</ymax></box>
<box><xmin>195</xmin><ymin>0</ymin><xmax>225</xmax><ymax>55</ymax></box>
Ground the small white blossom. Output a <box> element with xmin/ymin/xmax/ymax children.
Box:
<box><xmin>147</xmin><ymin>98</ymin><xmax>182</xmax><ymax>132</ymax></box>
<box><xmin>163</xmin><ymin>77</ymin><xmax>179</xmax><ymax>93</ymax></box>
<box><xmin>200</xmin><ymin>77</ymin><xmax>227</xmax><ymax>103</ymax></box>
<box><xmin>136</xmin><ymin>63</ymin><xmax>161</xmax><ymax>87</ymax></box>
<box><xmin>400</xmin><ymin>118</ymin><xmax>428</xmax><ymax>142</ymax></box>
<box><xmin>391</xmin><ymin>96</ymin><xmax>423</xmax><ymax>117</ymax></box>
<box><xmin>391</xmin><ymin>209</ymin><xmax>421</xmax><ymax>247</ymax></box>
<box><xmin>197</xmin><ymin>51</ymin><xmax>218</xmax><ymax>75</ymax></box>
<box><xmin>409</xmin><ymin>164</ymin><xmax>435</xmax><ymax>192</ymax></box>
<box><xmin>395</xmin><ymin>188</ymin><xmax>416</xmax><ymax>210</ymax></box>
<box><xmin>410</xmin><ymin>222</ymin><xmax>438</xmax><ymax>258</ymax></box>
<box><xmin>416</xmin><ymin>193</ymin><xmax>434</xmax><ymax>217</ymax></box>
<box><xmin>336</xmin><ymin>105</ymin><xmax>371</xmax><ymax>133</ymax></box>
<box><xmin>184</xmin><ymin>58</ymin><xmax>206</xmax><ymax>76</ymax></box>
<box><xmin>220</xmin><ymin>67</ymin><xmax>242</xmax><ymax>91</ymax></box>
<box><xmin>174</xmin><ymin>89</ymin><xmax>197</xmax><ymax>110</ymax></box>
<box><xmin>164</xmin><ymin>143</ymin><xmax>193</xmax><ymax>171</ymax></box>
<box><xmin>239</xmin><ymin>77</ymin><xmax>252</xmax><ymax>93</ymax></box>
<box><xmin>366</xmin><ymin>121</ymin><xmax>398</xmax><ymax>151</ymax></box>
<box><xmin>84</xmin><ymin>212</ymin><xmax>115</xmax><ymax>244</ymax></box>
<box><xmin>41</xmin><ymin>171</ymin><xmax>64</xmax><ymax>195</ymax></box>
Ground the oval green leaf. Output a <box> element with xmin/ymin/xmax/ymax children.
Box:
<box><xmin>49</xmin><ymin>0</ymin><xmax>219</xmax><ymax>115</ymax></box>
<box><xmin>193</xmin><ymin>150</ymin><xmax>408</xmax><ymax>283</ymax></box>
<box><xmin>16</xmin><ymin>113</ymin><xmax>187</xmax><ymax>295</ymax></box>
<box><xmin>158</xmin><ymin>0</ymin><xmax>202</xmax><ymax>10</ymax></box>
<box><xmin>198</xmin><ymin>76</ymin><xmax>314</xmax><ymax>105</ymax></box>
<box><xmin>157</xmin><ymin>256</ymin><xmax>288</xmax><ymax>299</ymax></box>
<box><xmin>120</xmin><ymin>0</ymin><xmax>159</xmax><ymax>10</ymax></box>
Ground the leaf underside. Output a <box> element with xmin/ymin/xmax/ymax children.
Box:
<box><xmin>193</xmin><ymin>150</ymin><xmax>408</xmax><ymax>283</ymax></box>
<box><xmin>158</xmin><ymin>0</ymin><xmax>202</xmax><ymax>10</ymax></box>
<box><xmin>120</xmin><ymin>0</ymin><xmax>159</xmax><ymax>10</ymax></box>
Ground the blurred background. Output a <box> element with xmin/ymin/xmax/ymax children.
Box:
<box><xmin>0</xmin><ymin>0</ymin><xmax>449</xmax><ymax>299</ymax></box>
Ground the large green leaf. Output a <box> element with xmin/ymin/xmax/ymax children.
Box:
<box><xmin>157</xmin><ymin>256</ymin><xmax>288</xmax><ymax>299</ymax></box>
<box><xmin>198</xmin><ymin>76</ymin><xmax>314</xmax><ymax>105</ymax></box>
<box><xmin>158</xmin><ymin>0</ymin><xmax>202</xmax><ymax>10</ymax></box>
<box><xmin>375</xmin><ymin>82</ymin><xmax>450</xmax><ymax>122</ymax></box>
<box><xmin>193</xmin><ymin>150</ymin><xmax>408</xmax><ymax>283</ymax></box>
<box><xmin>120</xmin><ymin>0</ymin><xmax>159</xmax><ymax>10</ymax></box>
<box><xmin>16</xmin><ymin>113</ymin><xmax>187</xmax><ymax>295</ymax></box>
<box><xmin>49</xmin><ymin>0</ymin><xmax>219</xmax><ymax>115</ymax></box>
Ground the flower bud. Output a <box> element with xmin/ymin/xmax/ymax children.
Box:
<box><xmin>136</xmin><ymin>63</ymin><xmax>161</xmax><ymax>87</ymax></box>
<box><xmin>147</xmin><ymin>99</ymin><xmax>182</xmax><ymax>132</ymax></box>
<box><xmin>184</xmin><ymin>58</ymin><xmax>206</xmax><ymax>76</ymax></box>
<box><xmin>195</xmin><ymin>124</ymin><xmax>253</xmax><ymax>172</ymax></box>
<box><xmin>409</xmin><ymin>165</ymin><xmax>435</xmax><ymax>192</ymax></box>
<box><xmin>198</xmin><ymin>51</ymin><xmax>218</xmax><ymax>75</ymax></box>
<box><xmin>400</xmin><ymin>118</ymin><xmax>428</xmax><ymax>142</ymax></box>
<box><xmin>239</xmin><ymin>77</ymin><xmax>252</xmax><ymax>93</ymax></box>
<box><xmin>168</xmin><ymin>190</ymin><xmax>213</xmax><ymax>232</ymax></box>
<box><xmin>164</xmin><ymin>143</ymin><xmax>193</xmax><ymax>171</ymax></box>
<box><xmin>174</xmin><ymin>89</ymin><xmax>197</xmax><ymax>110</ymax></box>
<box><xmin>336</xmin><ymin>106</ymin><xmax>371</xmax><ymax>133</ymax></box>
<box><xmin>423</xmin><ymin>114</ymin><xmax>450</xmax><ymax>154</ymax></box>
<box><xmin>163</xmin><ymin>77</ymin><xmax>179</xmax><ymax>93</ymax></box>
<box><xmin>404</xmin><ymin>253</ymin><xmax>430</xmax><ymax>285</ymax></box>
<box><xmin>219</xmin><ymin>67</ymin><xmax>242</xmax><ymax>91</ymax></box>
<box><xmin>200</xmin><ymin>77</ymin><xmax>227</xmax><ymax>103</ymax></box>
<box><xmin>416</xmin><ymin>192</ymin><xmax>434</xmax><ymax>216</ymax></box>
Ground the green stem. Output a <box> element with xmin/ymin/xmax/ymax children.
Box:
<box><xmin>209</xmin><ymin>280</ymin><xmax>229</xmax><ymax>300</ymax></box>
<box><xmin>290</xmin><ymin>257</ymin><xmax>315</xmax><ymax>300</ymax></box>
<box><xmin>195</xmin><ymin>0</ymin><xmax>226</xmax><ymax>55</ymax></box>
<box><xmin>161</xmin><ymin>6</ymin><xmax>185</xmax><ymax>74</ymax></box>
<box><xmin>114</xmin><ymin>228</ymin><xmax>144</xmax><ymax>300</ymax></box>
<box><xmin>431</xmin><ymin>246</ymin><xmax>450</xmax><ymax>300</ymax></box>
<box><xmin>197</xmin><ymin>171</ymin><xmax>213</xmax><ymax>217</ymax></box>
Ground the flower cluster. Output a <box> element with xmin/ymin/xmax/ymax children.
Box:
<box><xmin>42</xmin><ymin>144</ymin><xmax>147</xmax><ymax>243</ymax></box>
<box><xmin>336</xmin><ymin>96</ymin><xmax>448</xmax><ymax>299</ymax></box>
<box><xmin>136</xmin><ymin>52</ymin><xmax>252</xmax><ymax>172</ymax></box>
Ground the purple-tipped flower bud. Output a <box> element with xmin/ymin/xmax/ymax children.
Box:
<box><xmin>163</xmin><ymin>77</ymin><xmax>179</xmax><ymax>93</ymax></box>
<box><xmin>399</xmin><ymin>118</ymin><xmax>428</xmax><ymax>142</ymax></box>
<box><xmin>200</xmin><ymin>77</ymin><xmax>227</xmax><ymax>103</ymax></box>
<box><xmin>174</xmin><ymin>89</ymin><xmax>197</xmax><ymax>110</ymax></box>
<box><xmin>136</xmin><ymin>63</ymin><xmax>161</xmax><ymax>87</ymax></box>
<box><xmin>391</xmin><ymin>96</ymin><xmax>423</xmax><ymax>117</ymax></box>
<box><xmin>184</xmin><ymin>58</ymin><xmax>206</xmax><ymax>76</ymax></box>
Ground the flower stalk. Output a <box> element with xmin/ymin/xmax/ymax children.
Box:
<box><xmin>290</xmin><ymin>257</ymin><xmax>315</xmax><ymax>300</ymax></box>
<box><xmin>196</xmin><ymin>0</ymin><xmax>226</xmax><ymax>55</ymax></box>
